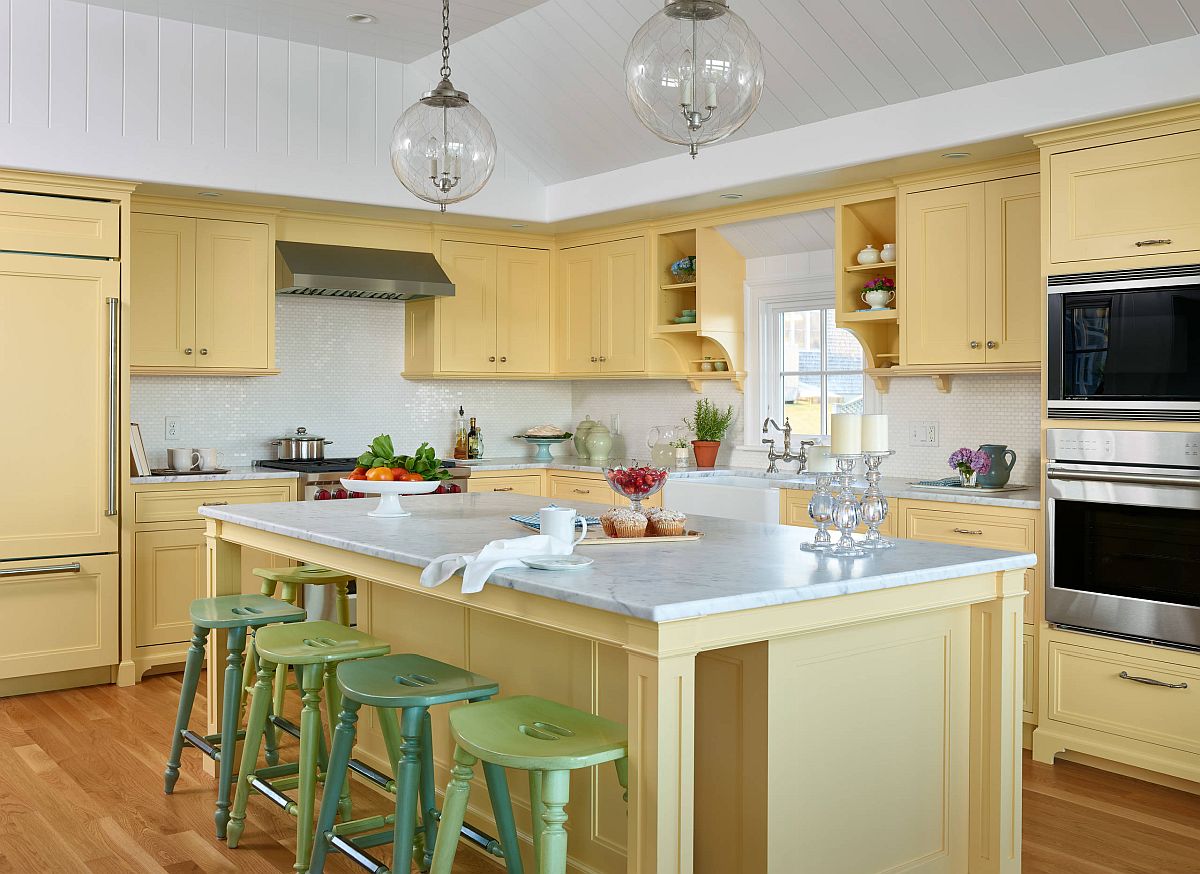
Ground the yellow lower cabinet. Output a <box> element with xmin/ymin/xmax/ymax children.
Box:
<box><xmin>466</xmin><ymin>472</ymin><xmax>545</xmax><ymax>497</ymax></box>
<box><xmin>779</xmin><ymin>489</ymin><xmax>897</xmax><ymax>536</ymax></box>
<box><xmin>548</xmin><ymin>473</ymin><xmax>615</xmax><ymax>506</ymax></box>
<box><xmin>134</xmin><ymin>527</ymin><xmax>205</xmax><ymax>647</ymax></box>
<box><xmin>0</xmin><ymin>554</ymin><xmax>118</xmax><ymax>681</ymax></box>
<box><xmin>1034</xmin><ymin>629</ymin><xmax>1200</xmax><ymax>782</ymax></box>
<box><xmin>1023</xmin><ymin>628</ymin><xmax>1036</xmax><ymax>724</ymax></box>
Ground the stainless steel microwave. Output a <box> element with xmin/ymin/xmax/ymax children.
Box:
<box><xmin>1047</xmin><ymin>263</ymin><xmax>1200</xmax><ymax>422</ymax></box>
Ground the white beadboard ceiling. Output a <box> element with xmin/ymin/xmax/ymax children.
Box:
<box><xmin>717</xmin><ymin>209</ymin><xmax>835</xmax><ymax>258</ymax></box>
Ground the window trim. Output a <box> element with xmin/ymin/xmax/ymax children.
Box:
<box><xmin>774</xmin><ymin>307</ymin><xmax>865</xmax><ymax>440</ymax></box>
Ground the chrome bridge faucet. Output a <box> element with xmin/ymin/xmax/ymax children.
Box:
<box><xmin>762</xmin><ymin>417</ymin><xmax>814</xmax><ymax>474</ymax></box>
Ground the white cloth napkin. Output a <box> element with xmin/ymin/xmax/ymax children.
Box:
<box><xmin>419</xmin><ymin>534</ymin><xmax>572</xmax><ymax>594</ymax></box>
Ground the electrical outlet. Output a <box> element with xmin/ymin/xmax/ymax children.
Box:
<box><xmin>165</xmin><ymin>416</ymin><xmax>181</xmax><ymax>442</ymax></box>
<box><xmin>909</xmin><ymin>423</ymin><xmax>939</xmax><ymax>447</ymax></box>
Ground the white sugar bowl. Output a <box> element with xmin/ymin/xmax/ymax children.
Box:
<box><xmin>856</xmin><ymin>244</ymin><xmax>881</xmax><ymax>265</ymax></box>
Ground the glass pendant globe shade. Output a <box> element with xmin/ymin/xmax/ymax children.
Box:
<box><xmin>624</xmin><ymin>0</ymin><xmax>764</xmax><ymax>155</ymax></box>
<box><xmin>390</xmin><ymin>94</ymin><xmax>497</xmax><ymax>209</ymax></box>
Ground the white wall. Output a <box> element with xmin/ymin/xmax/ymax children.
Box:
<box><xmin>131</xmin><ymin>296</ymin><xmax>572</xmax><ymax>468</ymax></box>
<box><xmin>0</xmin><ymin>1</ymin><xmax>545</xmax><ymax>219</ymax></box>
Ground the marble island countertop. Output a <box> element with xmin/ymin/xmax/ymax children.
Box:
<box><xmin>200</xmin><ymin>493</ymin><xmax>1035</xmax><ymax>623</ymax></box>
<box><xmin>461</xmin><ymin>456</ymin><xmax>1041</xmax><ymax>509</ymax></box>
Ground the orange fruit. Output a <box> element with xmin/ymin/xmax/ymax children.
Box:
<box><xmin>365</xmin><ymin>467</ymin><xmax>394</xmax><ymax>482</ymax></box>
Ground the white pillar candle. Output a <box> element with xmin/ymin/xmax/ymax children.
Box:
<box><xmin>830</xmin><ymin>414</ymin><xmax>862</xmax><ymax>455</ymax></box>
<box><xmin>861</xmin><ymin>414</ymin><xmax>889</xmax><ymax>452</ymax></box>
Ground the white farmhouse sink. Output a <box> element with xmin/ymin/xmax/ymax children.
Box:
<box><xmin>663</xmin><ymin>476</ymin><xmax>781</xmax><ymax>524</ymax></box>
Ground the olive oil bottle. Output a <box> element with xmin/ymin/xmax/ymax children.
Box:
<box><xmin>453</xmin><ymin>406</ymin><xmax>468</xmax><ymax>459</ymax></box>
<box><xmin>467</xmin><ymin>417</ymin><xmax>480</xmax><ymax>459</ymax></box>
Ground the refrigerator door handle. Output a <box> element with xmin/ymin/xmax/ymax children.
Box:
<box><xmin>0</xmin><ymin>562</ymin><xmax>82</xmax><ymax>578</ymax></box>
<box><xmin>106</xmin><ymin>297</ymin><xmax>119</xmax><ymax>517</ymax></box>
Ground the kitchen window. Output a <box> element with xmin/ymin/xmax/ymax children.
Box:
<box><xmin>766</xmin><ymin>306</ymin><xmax>865</xmax><ymax>438</ymax></box>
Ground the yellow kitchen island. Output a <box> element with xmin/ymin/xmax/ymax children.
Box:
<box><xmin>201</xmin><ymin>493</ymin><xmax>1033</xmax><ymax>874</ymax></box>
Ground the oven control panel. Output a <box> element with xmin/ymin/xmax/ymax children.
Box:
<box><xmin>1047</xmin><ymin>428</ymin><xmax>1200</xmax><ymax>469</ymax></box>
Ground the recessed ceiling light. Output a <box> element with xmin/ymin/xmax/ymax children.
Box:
<box><xmin>197</xmin><ymin>191</ymin><xmax>221</xmax><ymax>198</ymax></box>
<box><xmin>941</xmin><ymin>151</ymin><xmax>971</xmax><ymax>159</ymax></box>
<box><xmin>346</xmin><ymin>12</ymin><xmax>376</xmax><ymax>24</ymax></box>
<box><xmin>510</xmin><ymin>223</ymin><xmax>526</xmax><ymax>228</ymax></box>
<box><xmin>720</xmin><ymin>193</ymin><xmax>744</xmax><ymax>200</ymax></box>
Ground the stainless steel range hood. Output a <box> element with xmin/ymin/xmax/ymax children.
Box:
<box><xmin>276</xmin><ymin>240</ymin><xmax>454</xmax><ymax>301</ymax></box>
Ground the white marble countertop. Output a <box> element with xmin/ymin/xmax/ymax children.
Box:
<box><xmin>459</xmin><ymin>457</ymin><xmax>1041</xmax><ymax>509</ymax></box>
<box><xmin>200</xmin><ymin>493</ymin><xmax>1035</xmax><ymax>623</ymax></box>
<box><xmin>130</xmin><ymin>466</ymin><xmax>300</xmax><ymax>485</ymax></box>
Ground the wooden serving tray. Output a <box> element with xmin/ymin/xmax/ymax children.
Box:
<box><xmin>149</xmin><ymin>467</ymin><xmax>231</xmax><ymax>476</ymax></box>
<box><xmin>576</xmin><ymin>530</ymin><xmax>703</xmax><ymax>545</ymax></box>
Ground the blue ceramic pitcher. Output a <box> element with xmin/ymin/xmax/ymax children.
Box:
<box><xmin>976</xmin><ymin>444</ymin><xmax>1016</xmax><ymax>488</ymax></box>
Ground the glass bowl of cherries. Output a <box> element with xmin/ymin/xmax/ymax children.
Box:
<box><xmin>604</xmin><ymin>463</ymin><xmax>669</xmax><ymax>514</ymax></box>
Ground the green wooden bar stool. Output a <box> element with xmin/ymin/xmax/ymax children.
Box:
<box><xmin>163</xmin><ymin>593</ymin><xmax>306</xmax><ymax>841</ymax></box>
<box><xmin>309</xmin><ymin>654</ymin><xmax>524</xmax><ymax>874</ymax></box>
<box><xmin>246</xmin><ymin>565</ymin><xmax>356</xmax><ymax>718</ymax></box>
<box><xmin>227</xmin><ymin>620</ymin><xmax>390</xmax><ymax>874</ymax></box>
<box><xmin>428</xmin><ymin>696</ymin><xmax>628</xmax><ymax>874</ymax></box>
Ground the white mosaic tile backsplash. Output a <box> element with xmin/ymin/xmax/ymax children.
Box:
<box><xmin>131</xmin><ymin>297</ymin><xmax>573</xmax><ymax>468</ymax></box>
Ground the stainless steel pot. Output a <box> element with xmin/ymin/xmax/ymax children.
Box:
<box><xmin>272</xmin><ymin>427</ymin><xmax>333</xmax><ymax>460</ymax></box>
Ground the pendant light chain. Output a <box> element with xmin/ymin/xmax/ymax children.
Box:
<box><xmin>440</xmin><ymin>0</ymin><xmax>452</xmax><ymax>81</ymax></box>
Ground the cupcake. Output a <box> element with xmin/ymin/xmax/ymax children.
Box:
<box><xmin>601</xmin><ymin>507</ymin><xmax>648</xmax><ymax>538</ymax></box>
<box><xmin>647</xmin><ymin>509</ymin><xmax>687</xmax><ymax>537</ymax></box>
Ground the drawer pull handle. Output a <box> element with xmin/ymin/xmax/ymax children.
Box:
<box><xmin>572</xmin><ymin>488</ymin><xmax>589</xmax><ymax>494</ymax></box>
<box><xmin>953</xmin><ymin>527</ymin><xmax>983</xmax><ymax>535</ymax></box>
<box><xmin>0</xmin><ymin>562</ymin><xmax>82</xmax><ymax>578</ymax></box>
<box><xmin>201</xmin><ymin>501</ymin><xmax>228</xmax><ymax>506</ymax></box>
<box><xmin>1134</xmin><ymin>239</ymin><xmax>1173</xmax><ymax>247</ymax></box>
<box><xmin>1119</xmin><ymin>670</ymin><xmax>1187</xmax><ymax>689</ymax></box>
<box><xmin>493</xmin><ymin>487</ymin><xmax>514</xmax><ymax>492</ymax></box>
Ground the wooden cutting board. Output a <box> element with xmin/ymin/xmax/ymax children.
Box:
<box><xmin>575</xmin><ymin>530</ymin><xmax>703</xmax><ymax>545</ymax></box>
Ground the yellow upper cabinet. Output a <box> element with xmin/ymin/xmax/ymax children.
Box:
<box><xmin>131</xmin><ymin>211</ymin><xmax>274</xmax><ymax>373</ymax></box>
<box><xmin>1048</xmin><ymin>129</ymin><xmax>1200</xmax><ymax>268</ymax></box>
<box><xmin>0</xmin><ymin>191</ymin><xmax>119</xmax><ymax>258</ymax></box>
<box><xmin>431</xmin><ymin>240</ymin><xmax>551</xmax><ymax>375</ymax></box>
<box><xmin>554</xmin><ymin>236</ymin><xmax>646</xmax><ymax>374</ymax></box>
<box><xmin>902</xmin><ymin>173</ymin><xmax>1040</xmax><ymax>367</ymax></box>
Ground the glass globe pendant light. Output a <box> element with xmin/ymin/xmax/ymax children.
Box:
<box><xmin>390</xmin><ymin>0</ymin><xmax>496</xmax><ymax>211</ymax></box>
<box><xmin>625</xmin><ymin>0</ymin><xmax>764</xmax><ymax>158</ymax></box>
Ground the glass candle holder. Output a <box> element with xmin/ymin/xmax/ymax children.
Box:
<box><xmin>830</xmin><ymin>455</ymin><xmax>867</xmax><ymax>558</ymax></box>
<box><xmin>800</xmin><ymin>474</ymin><xmax>836</xmax><ymax>551</ymax></box>
<box><xmin>860</xmin><ymin>451</ymin><xmax>896</xmax><ymax>550</ymax></box>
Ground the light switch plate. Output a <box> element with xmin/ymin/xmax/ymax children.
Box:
<box><xmin>909</xmin><ymin>423</ymin><xmax>938</xmax><ymax>447</ymax></box>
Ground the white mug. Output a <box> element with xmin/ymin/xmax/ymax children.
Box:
<box><xmin>193</xmin><ymin>448</ymin><xmax>221</xmax><ymax>470</ymax></box>
<box><xmin>168</xmin><ymin>447</ymin><xmax>198</xmax><ymax>471</ymax></box>
<box><xmin>539</xmin><ymin>506</ymin><xmax>587</xmax><ymax>550</ymax></box>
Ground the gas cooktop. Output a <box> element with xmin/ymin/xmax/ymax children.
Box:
<box><xmin>255</xmin><ymin>458</ymin><xmax>360</xmax><ymax>473</ymax></box>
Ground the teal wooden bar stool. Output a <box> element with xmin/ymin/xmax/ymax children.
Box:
<box><xmin>308</xmin><ymin>654</ymin><xmax>524</xmax><ymax>874</ymax></box>
<box><xmin>428</xmin><ymin>696</ymin><xmax>628</xmax><ymax>874</ymax></box>
<box><xmin>227</xmin><ymin>620</ymin><xmax>390</xmax><ymax>874</ymax></box>
<box><xmin>163</xmin><ymin>593</ymin><xmax>306</xmax><ymax>841</ymax></box>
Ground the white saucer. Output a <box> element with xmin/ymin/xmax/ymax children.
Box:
<box><xmin>520</xmin><ymin>555</ymin><xmax>594</xmax><ymax>571</ymax></box>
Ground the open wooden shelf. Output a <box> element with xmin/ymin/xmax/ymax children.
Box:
<box><xmin>686</xmin><ymin>370</ymin><xmax>746</xmax><ymax>393</ymax></box>
<box><xmin>866</xmin><ymin>362</ymin><xmax>1039</xmax><ymax>394</ymax></box>
<box><xmin>657</xmin><ymin>323</ymin><xmax>698</xmax><ymax>333</ymax></box>
<box><xmin>660</xmin><ymin>281</ymin><xmax>696</xmax><ymax>290</ymax></box>
<box><xmin>844</xmin><ymin>262</ymin><xmax>896</xmax><ymax>273</ymax></box>
<box><xmin>841</xmin><ymin>308</ymin><xmax>898</xmax><ymax>323</ymax></box>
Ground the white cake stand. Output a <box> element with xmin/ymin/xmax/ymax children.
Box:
<box><xmin>340</xmin><ymin>478</ymin><xmax>440</xmax><ymax>517</ymax></box>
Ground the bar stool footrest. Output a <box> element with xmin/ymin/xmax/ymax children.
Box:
<box><xmin>181</xmin><ymin>730</ymin><xmax>218</xmax><ymax>761</ymax></box>
<box><xmin>333</xmin><ymin>813</ymin><xmax>397</xmax><ymax>838</ymax></box>
<box><xmin>328</xmin><ymin>834</ymin><xmax>389</xmax><ymax>873</ymax></box>
<box><xmin>249</xmin><ymin>776</ymin><xmax>297</xmax><ymax>814</ymax></box>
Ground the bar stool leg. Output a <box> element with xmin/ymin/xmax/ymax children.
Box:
<box><xmin>528</xmin><ymin>771</ymin><xmax>545</xmax><ymax>873</ymax></box>
<box><xmin>309</xmin><ymin>697</ymin><xmax>361</xmax><ymax>874</ymax></box>
<box><xmin>273</xmin><ymin>581</ymin><xmax>300</xmax><ymax>715</ymax></box>
<box><xmin>295</xmin><ymin>663</ymin><xmax>325</xmax><ymax>873</ymax></box>
<box><xmin>334</xmin><ymin>580</ymin><xmax>351</xmax><ymax>627</ymax></box>
<box><xmin>215</xmin><ymin>626</ymin><xmax>247</xmax><ymax>839</ymax></box>
<box><xmin>483</xmin><ymin>761</ymin><xmax>524</xmax><ymax>874</ymax></box>
<box><xmin>429</xmin><ymin>746</ymin><xmax>478</xmax><ymax>874</ymax></box>
<box><xmin>228</xmin><ymin>659</ymin><xmax>275</xmax><ymax>848</ymax></box>
<box><xmin>537</xmin><ymin>770</ymin><xmax>571</xmax><ymax>874</ymax></box>
<box><xmin>322</xmin><ymin>663</ymin><xmax>354</xmax><ymax>822</ymax></box>
<box><xmin>418</xmin><ymin>710</ymin><xmax>439</xmax><ymax>871</ymax></box>
<box><xmin>391</xmin><ymin>706</ymin><xmax>426</xmax><ymax>874</ymax></box>
<box><xmin>164</xmin><ymin>625</ymin><xmax>207</xmax><ymax>794</ymax></box>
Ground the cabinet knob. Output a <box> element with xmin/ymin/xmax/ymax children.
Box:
<box><xmin>488</xmin><ymin>356</ymin><xmax>496</xmax><ymax>362</ymax></box>
<box><xmin>969</xmin><ymin>340</ymin><xmax>980</xmax><ymax>350</ymax></box>
<box><xmin>986</xmin><ymin>340</ymin><xmax>997</xmax><ymax>349</ymax></box>
<box><xmin>500</xmin><ymin>356</ymin><xmax>507</xmax><ymax>363</ymax></box>
<box><xmin>590</xmin><ymin>356</ymin><xmax>598</xmax><ymax>362</ymax></box>
<box><xmin>199</xmin><ymin>348</ymin><xmax>208</xmax><ymax>355</ymax></box>
<box><xmin>599</xmin><ymin>356</ymin><xmax>607</xmax><ymax>362</ymax></box>
<box><xmin>184</xmin><ymin>347</ymin><xmax>193</xmax><ymax>355</ymax></box>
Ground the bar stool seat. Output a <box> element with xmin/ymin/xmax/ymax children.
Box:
<box><xmin>163</xmin><ymin>594</ymin><xmax>307</xmax><ymax>842</ymax></box>
<box><xmin>429</xmin><ymin>696</ymin><xmax>627</xmax><ymax>874</ymax></box>
<box><xmin>227</xmin><ymin>621</ymin><xmax>390</xmax><ymax>873</ymax></box>
<box><xmin>308</xmin><ymin>654</ymin><xmax>523</xmax><ymax>874</ymax></box>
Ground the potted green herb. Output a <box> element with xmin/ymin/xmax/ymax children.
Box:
<box><xmin>684</xmin><ymin>398</ymin><xmax>735</xmax><ymax>468</ymax></box>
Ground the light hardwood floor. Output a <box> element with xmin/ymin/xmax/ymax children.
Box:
<box><xmin>2</xmin><ymin>674</ymin><xmax>1200</xmax><ymax>873</ymax></box>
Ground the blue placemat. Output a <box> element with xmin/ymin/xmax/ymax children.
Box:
<box><xmin>511</xmin><ymin>512</ymin><xmax>602</xmax><ymax>531</ymax></box>
<box><xmin>913</xmin><ymin>477</ymin><xmax>963</xmax><ymax>487</ymax></box>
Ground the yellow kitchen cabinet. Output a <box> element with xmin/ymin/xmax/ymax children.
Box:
<box><xmin>547</xmin><ymin>471</ymin><xmax>663</xmax><ymax>509</ymax></box>
<box><xmin>1046</xmin><ymin>128</ymin><xmax>1200</xmax><ymax>267</ymax></box>
<box><xmin>901</xmin><ymin>175</ymin><xmax>1040</xmax><ymax>367</ymax></box>
<box><xmin>131</xmin><ymin>212</ymin><xmax>273</xmax><ymax>373</ymax></box>
<box><xmin>126</xmin><ymin>479</ymin><xmax>295</xmax><ymax>681</ymax></box>
<box><xmin>0</xmin><ymin>190</ymin><xmax>119</xmax><ymax>258</ymax></box>
<box><xmin>554</xmin><ymin>237</ymin><xmax>646</xmax><ymax>374</ymax></box>
<box><xmin>416</xmin><ymin>241</ymin><xmax>551</xmax><ymax>375</ymax></box>
<box><xmin>779</xmin><ymin>490</ymin><xmax>896</xmax><ymax>537</ymax></box>
<box><xmin>466</xmin><ymin>471</ymin><xmax>545</xmax><ymax>497</ymax></box>
<box><xmin>0</xmin><ymin>554</ymin><xmax>119</xmax><ymax>682</ymax></box>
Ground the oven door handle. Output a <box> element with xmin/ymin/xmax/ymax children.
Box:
<box><xmin>1046</xmin><ymin>466</ymin><xmax>1200</xmax><ymax>489</ymax></box>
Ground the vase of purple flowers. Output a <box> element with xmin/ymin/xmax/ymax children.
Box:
<box><xmin>948</xmin><ymin>447</ymin><xmax>991</xmax><ymax>488</ymax></box>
